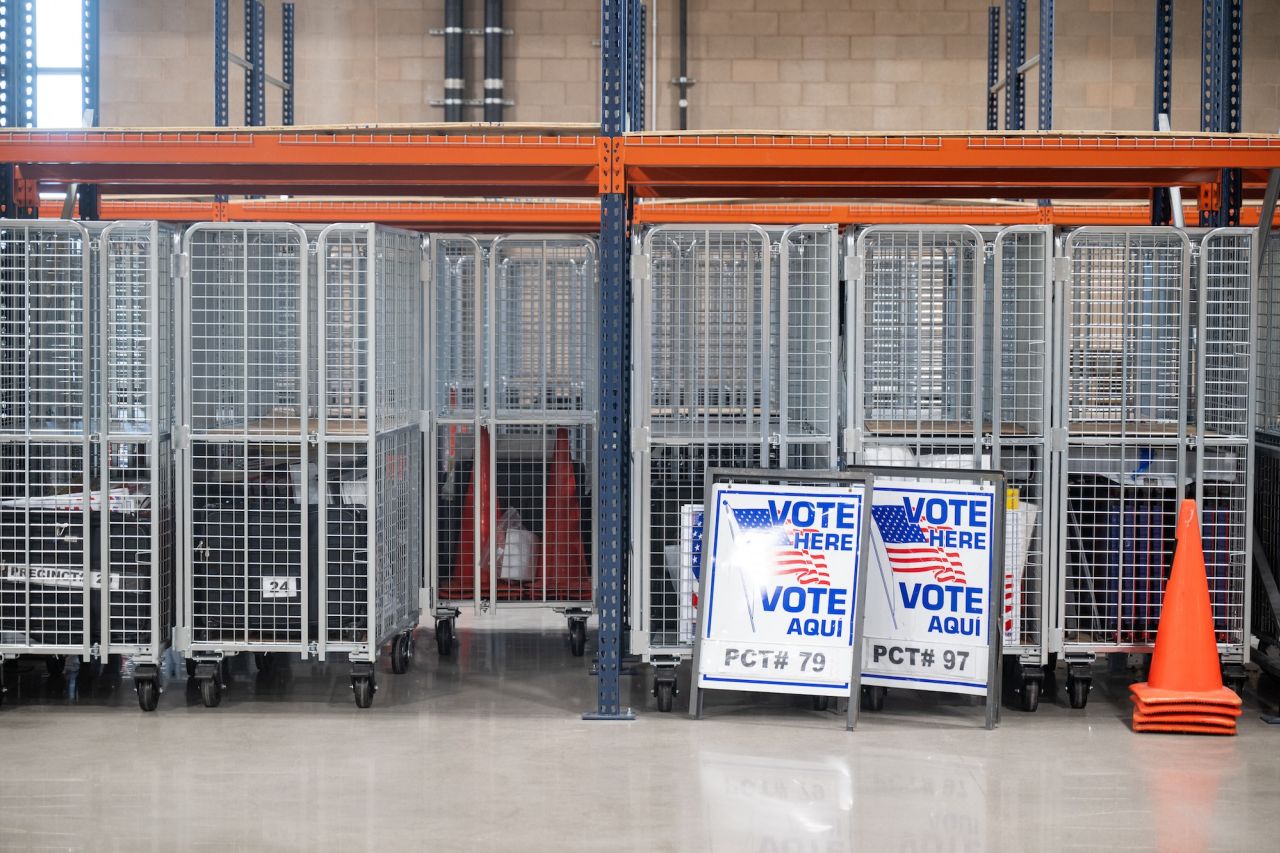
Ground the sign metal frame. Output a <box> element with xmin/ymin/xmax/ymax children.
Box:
<box><xmin>853</xmin><ymin>465</ymin><xmax>1007</xmax><ymax>730</ymax></box>
<box><xmin>690</xmin><ymin>468</ymin><xmax>876</xmax><ymax>731</ymax></box>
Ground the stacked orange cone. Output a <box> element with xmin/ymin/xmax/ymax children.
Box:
<box><xmin>452</xmin><ymin>427</ymin><xmax>500</xmax><ymax>600</ymax></box>
<box><xmin>1129</xmin><ymin>499</ymin><xmax>1242</xmax><ymax>735</ymax></box>
<box><xmin>541</xmin><ymin>428</ymin><xmax>591</xmax><ymax>601</ymax></box>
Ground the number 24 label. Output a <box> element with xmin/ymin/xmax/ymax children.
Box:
<box><xmin>261</xmin><ymin>577</ymin><xmax>299</xmax><ymax>599</ymax></box>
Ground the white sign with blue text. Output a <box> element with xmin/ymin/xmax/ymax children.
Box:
<box><xmin>695</xmin><ymin>483</ymin><xmax>868</xmax><ymax>698</ymax></box>
<box><xmin>862</xmin><ymin>481</ymin><xmax>997</xmax><ymax>696</ymax></box>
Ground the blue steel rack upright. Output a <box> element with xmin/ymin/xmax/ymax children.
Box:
<box><xmin>586</xmin><ymin>0</ymin><xmax>644</xmax><ymax>720</ymax></box>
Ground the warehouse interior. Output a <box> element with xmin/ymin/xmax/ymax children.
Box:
<box><xmin>2</xmin><ymin>0</ymin><xmax>1280</xmax><ymax>849</ymax></box>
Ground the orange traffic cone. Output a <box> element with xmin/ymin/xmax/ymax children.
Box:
<box><xmin>540</xmin><ymin>428</ymin><xmax>591</xmax><ymax>601</ymax></box>
<box><xmin>1130</xmin><ymin>500</ymin><xmax>1240</xmax><ymax>734</ymax></box>
<box><xmin>453</xmin><ymin>427</ymin><xmax>500</xmax><ymax>600</ymax></box>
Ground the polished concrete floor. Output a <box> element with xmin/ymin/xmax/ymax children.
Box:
<box><xmin>1</xmin><ymin>612</ymin><xmax>1278</xmax><ymax>853</ymax></box>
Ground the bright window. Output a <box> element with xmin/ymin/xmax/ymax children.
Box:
<box><xmin>35</xmin><ymin>0</ymin><xmax>85</xmax><ymax>128</ymax></box>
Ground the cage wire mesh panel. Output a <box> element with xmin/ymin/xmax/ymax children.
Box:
<box><xmin>318</xmin><ymin>224</ymin><xmax>422</xmax><ymax>656</ymax></box>
<box><xmin>1257</xmin><ymin>232</ymin><xmax>1280</xmax><ymax>439</ymax></box>
<box><xmin>1254</xmin><ymin>442</ymin><xmax>1280</xmax><ymax>652</ymax></box>
<box><xmin>0</xmin><ymin>221</ymin><xmax>94</xmax><ymax>657</ymax></box>
<box><xmin>1195</xmin><ymin>229</ymin><xmax>1253</xmax><ymax>658</ymax></box>
<box><xmin>631</xmin><ymin>225</ymin><xmax>839</xmax><ymax>660</ymax></box>
<box><xmin>100</xmin><ymin>222</ymin><xmax>177</xmax><ymax>662</ymax></box>
<box><xmin>991</xmin><ymin>226</ymin><xmax>1052</xmax><ymax>661</ymax></box>
<box><xmin>849</xmin><ymin>226</ymin><xmax>984</xmax><ymax>463</ymax></box>
<box><xmin>429</xmin><ymin>236</ymin><xmax>484</xmax><ymax>610</ymax></box>
<box><xmin>430</xmin><ymin>235</ymin><xmax>598</xmax><ymax>610</ymax></box>
<box><xmin>1059</xmin><ymin>228</ymin><xmax>1189</xmax><ymax>653</ymax></box>
<box><xmin>181</xmin><ymin>223</ymin><xmax>312</xmax><ymax>653</ymax></box>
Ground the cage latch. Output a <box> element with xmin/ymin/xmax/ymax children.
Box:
<box><xmin>843</xmin><ymin>426</ymin><xmax>863</xmax><ymax>454</ymax></box>
<box><xmin>842</xmin><ymin>255</ymin><xmax>865</xmax><ymax>283</ymax></box>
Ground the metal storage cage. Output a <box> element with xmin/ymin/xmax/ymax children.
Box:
<box><xmin>0</xmin><ymin>220</ymin><xmax>177</xmax><ymax>712</ymax></box>
<box><xmin>845</xmin><ymin>224</ymin><xmax>1054</xmax><ymax>710</ymax></box>
<box><xmin>629</xmin><ymin>224</ymin><xmax>839</xmax><ymax>710</ymax></box>
<box><xmin>1254</xmin><ymin>231</ymin><xmax>1280</xmax><ymax>679</ymax></box>
<box><xmin>1056</xmin><ymin>227</ymin><xmax>1191</xmax><ymax>707</ymax></box>
<box><xmin>427</xmin><ymin>234</ymin><xmax>598</xmax><ymax>657</ymax></box>
<box><xmin>177</xmin><ymin>222</ymin><xmax>424</xmax><ymax>709</ymax></box>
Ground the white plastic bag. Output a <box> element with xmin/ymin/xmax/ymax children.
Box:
<box><xmin>497</xmin><ymin>507</ymin><xmax>538</xmax><ymax>581</ymax></box>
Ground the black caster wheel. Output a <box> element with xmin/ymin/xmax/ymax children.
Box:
<box><xmin>436</xmin><ymin>620</ymin><xmax>454</xmax><ymax>656</ymax></box>
<box><xmin>185</xmin><ymin>659</ymin><xmax>197</xmax><ymax>678</ymax></box>
<box><xmin>391</xmin><ymin>632</ymin><xmax>413</xmax><ymax>675</ymax></box>
<box><xmin>254</xmin><ymin>652</ymin><xmax>275</xmax><ymax>673</ymax></box>
<box><xmin>860</xmin><ymin>685</ymin><xmax>887</xmax><ymax>712</ymax></box>
<box><xmin>199</xmin><ymin>676</ymin><xmax>222</xmax><ymax>708</ymax></box>
<box><xmin>1042</xmin><ymin>667</ymin><xmax>1059</xmax><ymax>701</ymax></box>
<box><xmin>353</xmin><ymin>676</ymin><xmax>375</xmax><ymax>709</ymax></box>
<box><xmin>568</xmin><ymin>620</ymin><xmax>587</xmax><ymax>657</ymax></box>
<box><xmin>1067</xmin><ymin>677</ymin><xmax>1090</xmax><ymax>709</ymax></box>
<box><xmin>655</xmin><ymin>680</ymin><xmax>675</xmax><ymax>713</ymax></box>
<box><xmin>812</xmin><ymin>696</ymin><xmax>831</xmax><ymax>712</ymax></box>
<box><xmin>46</xmin><ymin>656</ymin><xmax>65</xmax><ymax>677</ymax></box>
<box><xmin>1020</xmin><ymin>679</ymin><xmax>1041</xmax><ymax>713</ymax></box>
<box><xmin>135</xmin><ymin>678</ymin><xmax>159</xmax><ymax>712</ymax></box>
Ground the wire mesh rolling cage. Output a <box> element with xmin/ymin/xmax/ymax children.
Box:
<box><xmin>0</xmin><ymin>220</ymin><xmax>177</xmax><ymax>712</ymax></box>
<box><xmin>628</xmin><ymin>224</ymin><xmax>840</xmax><ymax>694</ymax></box>
<box><xmin>427</xmin><ymin>234</ymin><xmax>598</xmax><ymax>658</ymax></box>
<box><xmin>1253</xmin><ymin>231</ymin><xmax>1280</xmax><ymax>678</ymax></box>
<box><xmin>844</xmin><ymin>225</ymin><xmax>1055</xmax><ymax>711</ymax></box>
<box><xmin>178</xmin><ymin>222</ymin><xmax>424</xmax><ymax>709</ymax></box>
<box><xmin>1055</xmin><ymin>227</ymin><xmax>1254</xmax><ymax>706</ymax></box>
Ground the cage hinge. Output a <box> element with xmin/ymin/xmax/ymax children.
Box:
<box><xmin>174</xmin><ymin>626</ymin><xmax>190</xmax><ymax>649</ymax></box>
<box><xmin>843</xmin><ymin>426</ymin><xmax>863</xmax><ymax>454</ymax></box>
<box><xmin>1051</xmin><ymin>255</ymin><xmax>1071</xmax><ymax>284</ymax></box>
<box><xmin>307</xmin><ymin>432</ymin><xmax>320</xmax><ymax>446</ymax></box>
<box><xmin>420</xmin><ymin>410</ymin><xmax>431</xmax><ymax>432</ymax></box>
<box><xmin>420</xmin><ymin>257</ymin><xmax>430</xmax><ymax>285</ymax></box>
<box><xmin>843</xmin><ymin>255</ymin><xmax>865</xmax><ymax>283</ymax></box>
<box><xmin>1048</xmin><ymin>427</ymin><xmax>1068</xmax><ymax>453</ymax></box>
<box><xmin>632</xmin><ymin>425</ymin><xmax>650</xmax><ymax>451</ymax></box>
<box><xmin>176</xmin><ymin>425</ymin><xmax>191</xmax><ymax>452</ymax></box>
<box><xmin>176</xmin><ymin>252</ymin><xmax>190</xmax><ymax>280</ymax></box>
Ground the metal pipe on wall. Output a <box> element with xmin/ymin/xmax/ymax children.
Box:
<box><xmin>444</xmin><ymin>0</ymin><xmax>465</xmax><ymax>122</ymax></box>
<box><xmin>484</xmin><ymin>0</ymin><xmax>503</xmax><ymax>121</ymax></box>
<box><xmin>677</xmin><ymin>0</ymin><xmax>689</xmax><ymax>129</ymax></box>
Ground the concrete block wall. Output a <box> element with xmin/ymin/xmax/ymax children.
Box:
<box><xmin>102</xmin><ymin>0</ymin><xmax>1280</xmax><ymax>132</ymax></box>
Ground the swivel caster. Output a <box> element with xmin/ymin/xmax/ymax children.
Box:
<box><xmin>351</xmin><ymin>661</ymin><xmax>377</xmax><ymax>709</ymax></box>
<box><xmin>861</xmin><ymin>685</ymin><xmax>887</xmax><ymax>711</ymax></box>
<box><xmin>436</xmin><ymin>619</ymin><xmax>455</xmax><ymax>656</ymax></box>
<box><xmin>653</xmin><ymin>669</ymin><xmax>679</xmax><ymax>713</ymax></box>
<box><xmin>1066</xmin><ymin>663</ymin><xmax>1092</xmax><ymax>709</ymax></box>
<box><xmin>391</xmin><ymin>631</ymin><xmax>414</xmax><ymax>674</ymax></box>
<box><xmin>568</xmin><ymin>619</ymin><xmax>587</xmax><ymax>657</ymax></box>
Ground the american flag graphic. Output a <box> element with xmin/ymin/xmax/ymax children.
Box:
<box><xmin>871</xmin><ymin>505</ymin><xmax>968</xmax><ymax>585</ymax></box>
<box><xmin>729</xmin><ymin>507</ymin><xmax>831</xmax><ymax>586</ymax></box>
